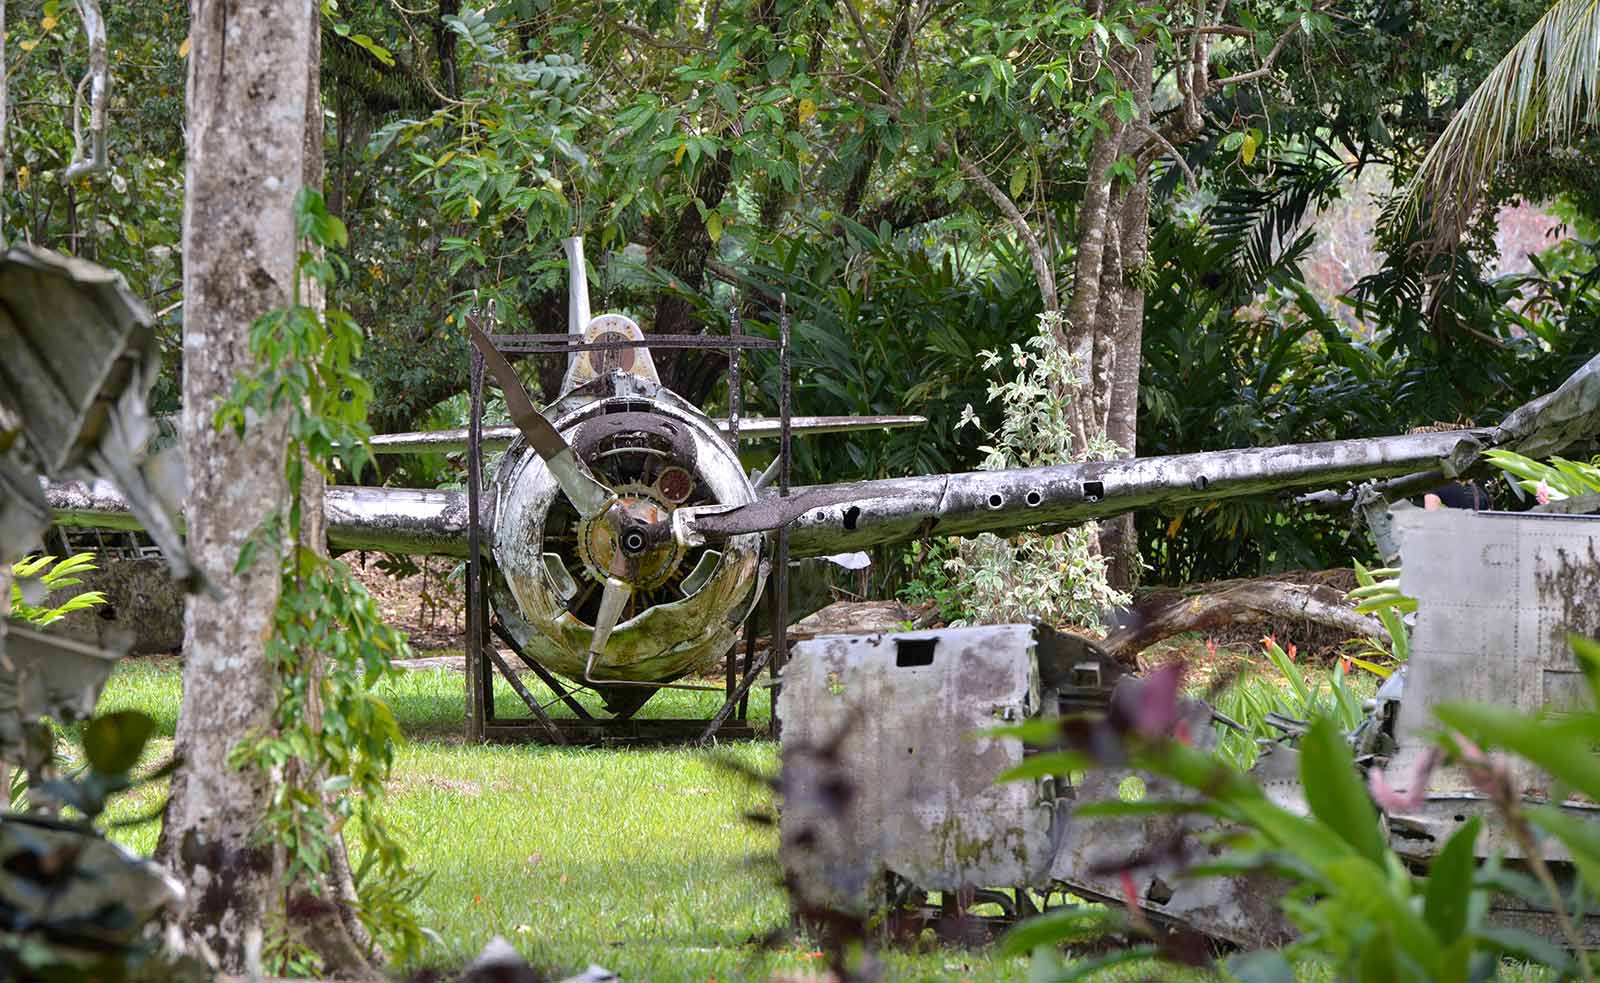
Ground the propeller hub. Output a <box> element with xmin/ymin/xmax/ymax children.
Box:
<box><xmin>576</xmin><ymin>491</ymin><xmax>685</xmax><ymax>589</ymax></box>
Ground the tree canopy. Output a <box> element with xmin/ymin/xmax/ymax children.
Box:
<box><xmin>5</xmin><ymin>0</ymin><xmax>1597</xmax><ymax>579</ymax></box>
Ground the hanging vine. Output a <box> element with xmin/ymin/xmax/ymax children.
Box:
<box><xmin>215</xmin><ymin>188</ymin><xmax>426</xmax><ymax>975</ymax></box>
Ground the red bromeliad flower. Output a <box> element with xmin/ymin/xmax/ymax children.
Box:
<box><xmin>1287</xmin><ymin>643</ymin><xmax>1298</xmax><ymax>662</ymax></box>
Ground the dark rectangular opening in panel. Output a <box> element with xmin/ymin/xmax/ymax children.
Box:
<box><xmin>895</xmin><ymin>637</ymin><xmax>937</xmax><ymax>667</ymax></box>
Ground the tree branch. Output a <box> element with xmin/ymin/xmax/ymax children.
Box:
<box><xmin>61</xmin><ymin>0</ymin><xmax>108</xmax><ymax>183</ymax></box>
<box><xmin>1135</xmin><ymin>121</ymin><xmax>1196</xmax><ymax>190</ymax></box>
<box><xmin>1100</xmin><ymin>574</ymin><xmax>1386</xmax><ymax>666</ymax></box>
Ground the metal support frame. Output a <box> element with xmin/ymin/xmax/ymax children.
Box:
<box><xmin>462</xmin><ymin>300</ymin><xmax>792</xmax><ymax>746</ymax></box>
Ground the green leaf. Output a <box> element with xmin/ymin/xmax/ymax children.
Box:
<box><xmin>984</xmin><ymin>717</ymin><xmax>1064</xmax><ymax>744</ymax></box>
<box><xmin>1050</xmin><ymin>944</ymin><xmax>1161</xmax><ymax>981</ymax></box>
<box><xmin>1434</xmin><ymin>702</ymin><xmax>1600</xmax><ymax>803</ymax></box>
<box><xmin>1358</xmin><ymin>925</ymin><xmax>1401</xmax><ymax>983</ymax></box>
<box><xmin>1569</xmin><ymin>635</ymin><xmax>1600</xmax><ymax>705</ymax></box>
<box><xmin>84</xmin><ymin>711</ymin><xmax>156</xmax><ymax>775</ymax></box>
<box><xmin>1474</xmin><ymin>923</ymin><xmax>1575</xmax><ymax>974</ymax></box>
<box><xmin>235</xmin><ymin>536</ymin><xmax>260</xmax><ymax>575</ymax></box>
<box><xmin>1071</xmin><ymin>798</ymin><xmax>1208</xmax><ymax>819</ymax></box>
<box><xmin>1527</xmin><ymin>805</ymin><xmax>1600</xmax><ymax>902</ymax></box>
<box><xmin>1424</xmin><ymin>815</ymin><xmax>1480</xmax><ymax>943</ymax></box>
<box><xmin>996</xmin><ymin>750</ymin><xmax>1089</xmax><ymax>782</ymax></box>
<box><xmin>1300</xmin><ymin>717</ymin><xmax>1387</xmax><ymax>865</ymax></box>
<box><xmin>1323</xmin><ymin>856</ymin><xmax>1443</xmax><ymax>970</ymax></box>
<box><xmin>1262</xmin><ymin>638</ymin><xmax>1311</xmax><ymax>709</ymax></box>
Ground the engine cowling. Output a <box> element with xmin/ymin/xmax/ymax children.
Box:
<box><xmin>488</xmin><ymin>370</ymin><xmax>765</xmax><ymax>700</ymax></box>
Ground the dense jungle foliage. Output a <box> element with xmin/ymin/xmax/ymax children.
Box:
<box><xmin>6</xmin><ymin>0</ymin><xmax>1599</xmax><ymax>584</ymax></box>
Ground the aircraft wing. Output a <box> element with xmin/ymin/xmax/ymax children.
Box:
<box><xmin>45</xmin><ymin>352</ymin><xmax>1600</xmax><ymax>559</ymax></box>
<box><xmin>367</xmin><ymin>414</ymin><xmax>928</xmax><ymax>455</ymax></box>
<box><xmin>45</xmin><ymin>426</ymin><xmax>1487</xmax><ymax>558</ymax></box>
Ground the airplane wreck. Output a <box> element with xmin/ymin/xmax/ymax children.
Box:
<box><xmin>10</xmin><ymin>236</ymin><xmax>1600</xmax><ymax>949</ymax></box>
<box><xmin>37</xmin><ymin>231</ymin><xmax>1600</xmax><ymax>742</ymax></box>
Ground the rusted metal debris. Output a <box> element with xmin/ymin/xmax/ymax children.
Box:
<box><xmin>0</xmin><ymin>244</ymin><xmax>196</xmax><ymax>747</ymax></box>
<box><xmin>779</xmin><ymin>508</ymin><xmax>1600</xmax><ymax>948</ymax></box>
<box><xmin>0</xmin><ymin>244</ymin><xmax>197</xmax><ymax>973</ymax></box>
<box><xmin>1</xmin><ymin>245</ymin><xmax>194</xmax><ymax>589</ymax></box>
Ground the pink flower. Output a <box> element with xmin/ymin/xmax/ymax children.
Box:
<box><xmin>1204</xmin><ymin>638</ymin><xmax>1218</xmax><ymax>659</ymax></box>
<box><xmin>1368</xmin><ymin>747</ymin><xmax>1441</xmax><ymax>813</ymax></box>
<box><xmin>1536</xmin><ymin>480</ymin><xmax>1552</xmax><ymax>506</ymax></box>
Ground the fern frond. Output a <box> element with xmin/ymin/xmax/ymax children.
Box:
<box><xmin>1404</xmin><ymin>0</ymin><xmax>1600</xmax><ymax>232</ymax></box>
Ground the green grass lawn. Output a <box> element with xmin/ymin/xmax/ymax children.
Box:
<box><xmin>85</xmin><ymin>654</ymin><xmax>1552</xmax><ymax>983</ymax></box>
<box><xmin>94</xmin><ymin>659</ymin><xmax>1052</xmax><ymax>982</ymax></box>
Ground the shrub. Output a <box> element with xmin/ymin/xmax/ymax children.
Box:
<box><xmin>8</xmin><ymin>553</ymin><xmax>107</xmax><ymax>627</ymax></box>
<box><xmin>943</xmin><ymin>313</ymin><xmax>1129</xmax><ymax>629</ymax></box>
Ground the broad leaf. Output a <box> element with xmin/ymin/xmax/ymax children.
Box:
<box><xmin>84</xmin><ymin>711</ymin><xmax>156</xmax><ymax>776</ymax></box>
<box><xmin>1435</xmin><ymin>702</ymin><xmax>1600</xmax><ymax>803</ymax></box>
<box><xmin>1424</xmin><ymin>815</ymin><xmax>1481</xmax><ymax>943</ymax></box>
<box><xmin>1301</xmin><ymin>717</ymin><xmax>1387</xmax><ymax>865</ymax></box>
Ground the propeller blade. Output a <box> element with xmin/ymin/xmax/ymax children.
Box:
<box><xmin>585</xmin><ymin>577</ymin><xmax>634</xmax><ymax>677</ymax></box>
<box><xmin>675</xmin><ymin>486</ymin><xmax>867</xmax><ymax>542</ymax></box>
<box><xmin>466</xmin><ymin>317</ymin><xmax>613</xmax><ymax>519</ymax></box>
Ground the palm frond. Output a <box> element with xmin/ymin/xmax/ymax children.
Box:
<box><xmin>1405</xmin><ymin>0</ymin><xmax>1600</xmax><ymax>232</ymax></box>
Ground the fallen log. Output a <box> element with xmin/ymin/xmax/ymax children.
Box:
<box><xmin>1101</xmin><ymin>571</ymin><xmax>1386</xmax><ymax>667</ymax></box>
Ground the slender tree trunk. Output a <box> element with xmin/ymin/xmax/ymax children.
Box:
<box><xmin>156</xmin><ymin>0</ymin><xmax>313</xmax><ymax>973</ymax></box>
<box><xmin>1100</xmin><ymin>44</ymin><xmax>1154</xmax><ymax>589</ymax></box>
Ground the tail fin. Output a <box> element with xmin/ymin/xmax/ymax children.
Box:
<box><xmin>561</xmin><ymin>236</ymin><xmax>592</xmax><ymax>381</ymax></box>
<box><xmin>558</xmin><ymin>236</ymin><xmax>659</xmax><ymax>394</ymax></box>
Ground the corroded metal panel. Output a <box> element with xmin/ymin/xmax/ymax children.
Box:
<box><xmin>1388</xmin><ymin>510</ymin><xmax>1600</xmax><ymax>796</ymax></box>
<box><xmin>776</xmin><ymin>429</ymin><xmax>1489</xmax><ymax>555</ymax></box>
<box><xmin>778</xmin><ymin>625</ymin><xmax>1052</xmax><ymax>910</ymax></box>
<box><xmin>1050</xmin><ymin>728</ymin><xmax>1297</xmax><ymax>949</ymax></box>
<box><xmin>47</xmin><ymin>480</ymin><xmax>478</xmax><ymax>558</ymax></box>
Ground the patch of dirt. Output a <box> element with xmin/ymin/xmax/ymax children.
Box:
<box><xmin>346</xmin><ymin>554</ymin><xmax>466</xmax><ymax>650</ymax></box>
<box><xmin>1140</xmin><ymin>634</ymin><xmax>1262</xmax><ymax>693</ymax></box>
